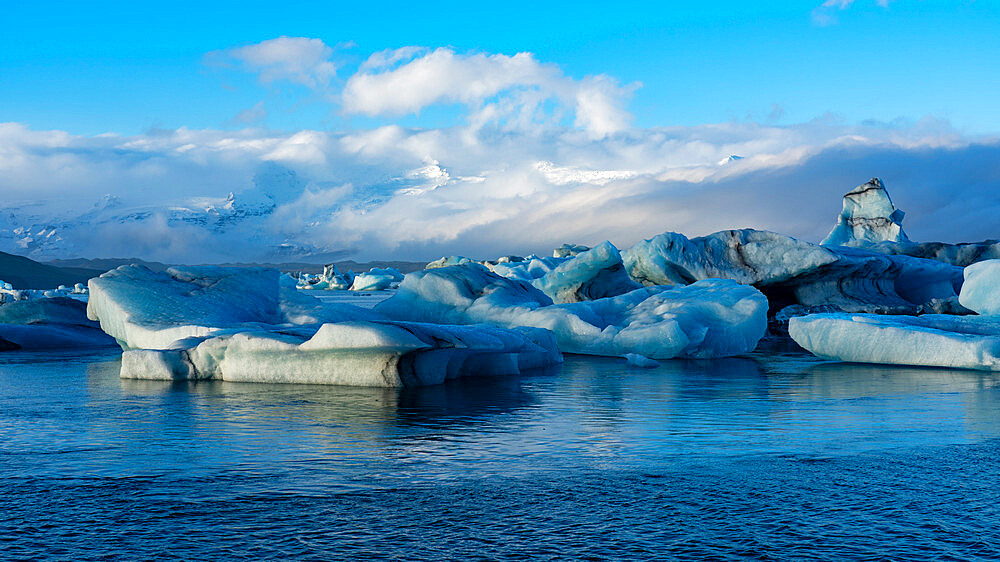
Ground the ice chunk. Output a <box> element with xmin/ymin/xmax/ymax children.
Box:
<box><xmin>625</xmin><ymin>353</ymin><xmax>660</xmax><ymax>368</ymax></box>
<box><xmin>374</xmin><ymin>264</ymin><xmax>768</xmax><ymax>359</ymax></box>
<box><xmin>789</xmin><ymin>313</ymin><xmax>1000</xmax><ymax>371</ymax></box>
<box><xmin>491</xmin><ymin>255</ymin><xmax>568</xmax><ymax>281</ymax></box>
<box><xmin>350</xmin><ymin>273</ymin><xmax>394</xmax><ymax>291</ymax></box>
<box><xmin>0</xmin><ymin>297</ymin><xmax>114</xmax><ymax>350</ymax></box>
<box><xmin>529</xmin><ymin>241</ymin><xmax>640</xmax><ymax>303</ymax></box>
<box><xmin>553</xmin><ymin>243</ymin><xmax>591</xmax><ymax>258</ymax></box>
<box><xmin>822</xmin><ymin>178</ymin><xmax>909</xmax><ymax>247</ymax></box>
<box><xmin>426</xmin><ymin>256</ymin><xmax>476</xmax><ymax>269</ymax></box>
<box><xmin>959</xmin><ymin>259</ymin><xmax>1000</xmax><ymax>316</ymax></box>
<box><xmin>348</xmin><ymin>267</ymin><xmax>404</xmax><ymax>291</ymax></box>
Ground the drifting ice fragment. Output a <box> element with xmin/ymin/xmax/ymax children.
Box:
<box><xmin>625</xmin><ymin>353</ymin><xmax>660</xmax><ymax>368</ymax></box>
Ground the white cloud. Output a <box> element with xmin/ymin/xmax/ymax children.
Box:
<box><xmin>1</xmin><ymin>117</ymin><xmax>997</xmax><ymax>264</ymax></box>
<box><xmin>342</xmin><ymin>47</ymin><xmax>636</xmax><ymax>138</ymax></box>
<box><xmin>211</xmin><ymin>36</ymin><xmax>338</xmax><ymax>89</ymax></box>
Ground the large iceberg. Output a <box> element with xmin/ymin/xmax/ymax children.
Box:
<box><xmin>622</xmin><ymin>229</ymin><xmax>963</xmax><ymax>314</ymax></box>
<box><xmin>374</xmin><ymin>264</ymin><xmax>768</xmax><ymax>359</ymax></box>
<box><xmin>87</xmin><ymin>265</ymin><xmax>561</xmax><ymax>385</ymax></box>
<box><xmin>0</xmin><ymin>297</ymin><xmax>115</xmax><ymax>350</ymax></box>
<box><xmin>821</xmin><ymin>178</ymin><xmax>909</xmax><ymax>247</ymax></box>
<box><xmin>789</xmin><ymin>314</ymin><xmax>1000</xmax><ymax>371</ymax></box>
<box><xmin>790</xmin><ymin>259</ymin><xmax>1000</xmax><ymax>370</ymax></box>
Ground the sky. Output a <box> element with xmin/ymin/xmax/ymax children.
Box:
<box><xmin>1</xmin><ymin>0</ymin><xmax>999</xmax><ymax>262</ymax></box>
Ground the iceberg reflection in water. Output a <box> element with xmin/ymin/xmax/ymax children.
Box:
<box><xmin>3</xmin><ymin>348</ymin><xmax>1000</xmax><ymax>558</ymax></box>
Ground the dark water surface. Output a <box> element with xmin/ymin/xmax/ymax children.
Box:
<box><xmin>3</xmin><ymin>349</ymin><xmax>1000</xmax><ymax>560</ymax></box>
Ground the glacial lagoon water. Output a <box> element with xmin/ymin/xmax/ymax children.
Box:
<box><xmin>3</xmin><ymin>347</ymin><xmax>1000</xmax><ymax>559</ymax></box>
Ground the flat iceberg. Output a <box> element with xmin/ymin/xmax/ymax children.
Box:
<box><xmin>123</xmin><ymin>321</ymin><xmax>561</xmax><ymax>386</ymax></box>
<box><xmin>374</xmin><ymin>264</ymin><xmax>768</xmax><ymax>359</ymax></box>
<box><xmin>789</xmin><ymin>313</ymin><xmax>1000</xmax><ymax>371</ymax></box>
<box><xmin>790</xmin><ymin>259</ymin><xmax>1000</xmax><ymax>370</ymax></box>
<box><xmin>88</xmin><ymin>265</ymin><xmax>561</xmax><ymax>385</ymax></box>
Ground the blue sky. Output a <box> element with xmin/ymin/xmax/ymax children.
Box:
<box><xmin>2</xmin><ymin>0</ymin><xmax>997</xmax><ymax>135</ymax></box>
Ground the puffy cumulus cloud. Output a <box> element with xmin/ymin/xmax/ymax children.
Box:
<box><xmin>208</xmin><ymin>36</ymin><xmax>339</xmax><ymax>89</ymax></box>
<box><xmin>1</xmin><ymin>117</ymin><xmax>998</xmax><ymax>264</ymax></box>
<box><xmin>342</xmin><ymin>47</ymin><xmax>637</xmax><ymax>138</ymax></box>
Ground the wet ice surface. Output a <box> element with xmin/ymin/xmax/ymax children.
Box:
<box><xmin>3</xmin><ymin>348</ymin><xmax>1000</xmax><ymax>559</ymax></box>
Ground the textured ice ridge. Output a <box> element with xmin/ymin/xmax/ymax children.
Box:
<box><xmin>374</xmin><ymin>264</ymin><xmax>768</xmax><ymax>359</ymax></box>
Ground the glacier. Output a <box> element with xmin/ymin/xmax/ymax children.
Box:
<box><xmin>86</xmin><ymin>265</ymin><xmax>561</xmax><ymax>385</ymax></box>
<box><xmin>374</xmin><ymin>264</ymin><xmax>768</xmax><ymax>359</ymax></box>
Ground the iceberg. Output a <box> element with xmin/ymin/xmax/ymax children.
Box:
<box><xmin>374</xmin><ymin>264</ymin><xmax>768</xmax><ymax>359</ymax></box>
<box><xmin>490</xmin><ymin>255</ymin><xmax>567</xmax><ymax>281</ymax></box>
<box><xmin>123</xmin><ymin>321</ymin><xmax>561</xmax><ymax>386</ymax></box>
<box><xmin>958</xmin><ymin>259</ymin><xmax>1000</xmax><ymax>316</ymax></box>
<box><xmin>821</xmin><ymin>178</ymin><xmax>909</xmax><ymax>247</ymax></box>
<box><xmin>88</xmin><ymin>265</ymin><xmax>561</xmax><ymax>385</ymax></box>
<box><xmin>298</xmin><ymin>263</ymin><xmax>354</xmax><ymax>291</ymax></box>
<box><xmin>528</xmin><ymin>241</ymin><xmax>640</xmax><ymax>304</ymax></box>
<box><xmin>789</xmin><ymin>313</ymin><xmax>1000</xmax><ymax>371</ymax></box>
<box><xmin>622</xmin><ymin>229</ymin><xmax>963</xmax><ymax>314</ymax></box>
<box><xmin>1</xmin><ymin>279</ymin><xmax>88</xmax><ymax>304</ymax></box>
<box><xmin>426</xmin><ymin>256</ymin><xmax>477</xmax><ymax>269</ymax></box>
<box><xmin>816</xmin><ymin>178</ymin><xmax>1000</xmax><ymax>267</ymax></box>
<box><xmin>348</xmin><ymin>267</ymin><xmax>404</xmax><ymax>291</ymax></box>
<box><xmin>553</xmin><ymin>243</ymin><xmax>591</xmax><ymax>258</ymax></box>
<box><xmin>790</xmin><ymin>259</ymin><xmax>1000</xmax><ymax>370</ymax></box>
<box><xmin>0</xmin><ymin>297</ymin><xmax>115</xmax><ymax>350</ymax></box>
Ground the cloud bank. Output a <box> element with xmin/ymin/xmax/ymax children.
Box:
<box><xmin>1</xmin><ymin>39</ymin><xmax>997</xmax><ymax>263</ymax></box>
